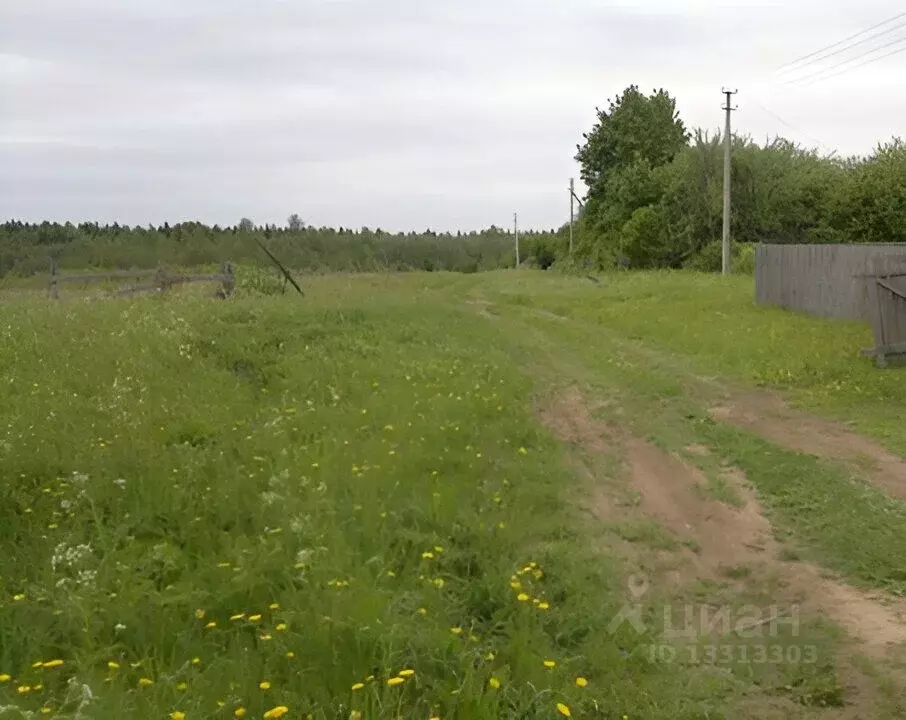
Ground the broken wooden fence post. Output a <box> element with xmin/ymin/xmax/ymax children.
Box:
<box><xmin>220</xmin><ymin>261</ymin><xmax>235</xmax><ymax>298</ymax></box>
<box><xmin>49</xmin><ymin>257</ymin><xmax>60</xmax><ymax>299</ymax></box>
<box><xmin>155</xmin><ymin>266</ymin><xmax>170</xmax><ymax>293</ymax></box>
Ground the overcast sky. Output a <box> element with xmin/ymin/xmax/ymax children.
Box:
<box><xmin>2</xmin><ymin>0</ymin><xmax>904</xmax><ymax>231</ymax></box>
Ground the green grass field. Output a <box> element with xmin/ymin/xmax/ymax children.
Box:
<box><xmin>2</xmin><ymin>270</ymin><xmax>905</xmax><ymax>719</ymax></box>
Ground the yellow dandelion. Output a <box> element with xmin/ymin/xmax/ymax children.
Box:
<box><xmin>351</xmin><ymin>682</ymin><xmax>365</xmax><ymax>691</ymax></box>
<box><xmin>194</xmin><ymin>609</ymin><xmax>205</xmax><ymax>620</ymax></box>
<box><xmin>397</xmin><ymin>669</ymin><xmax>415</xmax><ymax>677</ymax></box>
<box><xmin>276</xmin><ymin>623</ymin><xmax>288</xmax><ymax>632</ymax></box>
<box><xmin>234</xmin><ymin>708</ymin><xmax>246</xmax><ymax>719</ymax></box>
<box><xmin>557</xmin><ymin>703</ymin><xmax>571</xmax><ymax>717</ymax></box>
<box><xmin>40</xmin><ymin>708</ymin><xmax>52</xmax><ymax>715</ymax></box>
<box><xmin>387</xmin><ymin>677</ymin><xmax>405</xmax><ymax>686</ymax></box>
<box><xmin>350</xmin><ymin>712</ymin><xmax>363</xmax><ymax>720</ymax></box>
<box><xmin>433</xmin><ymin>578</ymin><xmax>445</xmax><ymax>589</ymax></box>
<box><xmin>285</xmin><ymin>652</ymin><xmax>296</xmax><ymax>659</ymax></box>
<box><xmin>12</xmin><ymin>594</ymin><xmax>26</xmax><ymax>602</ymax></box>
<box><xmin>543</xmin><ymin>660</ymin><xmax>556</xmax><ymax>668</ymax></box>
<box><xmin>249</xmin><ymin>614</ymin><xmax>262</xmax><ymax>622</ymax></box>
<box><xmin>32</xmin><ymin>661</ymin><xmax>43</xmax><ymax>669</ymax></box>
<box><xmin>176</xmin><ymin>682</ymin><xmax>188</xmax><ymax>691</ymax></box>
<box><xmin>417</xmin><ymin>608</ymin><xmax>428</xmax><ymax>616</ymax></box>
<box><xmin>489</xmin><ymin>677</ymin><xmax>501</xmax><ymax>689</ymax></box>
<box><xmin>269</xmin><ymin>603</ymin><xmax>280</xmax><ymax>610</ymax></box>
<box><xmin>517</xmin><ymin>593</ymin><xmax>530</xmax><ymax>602</ymax></box>
<box><xmin>422</xmin><ymin>552</ymin><xmax>434</xmax><ymax>560</ymax></box>
<box><xmin>229</xmin><ymin>613</ymin><xmax>245</xmax><ymax>621</ymax></box>
<box><xmin>139</xmin><ymin>678</ymin><xmax>154</xmax><ymax>688</ymax></box>
<box><xmin>434</xmin><ymin>546</ymin><xmax>444</xmax><ymax>553</ymax></box>
<box><xmin>518</xmin><ymin>447</ymin><xmax>528</xmax><ymax>455</ymax></box>
<box><xmin>260</xmin><ymin>633</ymin><xmax>273</xmax><ymax>641</ymax></box>
<box><xmin>204</xmin><ymin>621</ymin><xmax>217</xmax><ymax>629</ymax></box>
<box><xmin>0</xmin><ymin>674</ymin><xmax>10</xmax><ymax>683</ymax></box>
<box><xmin>575</xmin><ymin>677</ymin><xmax>588</xmax><ymax>688</ymax></box>
<box><xmin>41</xmin><ymin>660</ymin><xmax>64</xmax><ymax>669</ymax></box>
<box><xmin>107</xmin><ymin>661</ymin><xmax>120</xmax><ymax>670</ymax></box>
<box><xmin>450</xmin><ymin>627</ymin><xmax>463</xmax><ymax>635</ymax></box>
<box><xmin>170</xmin><ymin>712</ymin><xmax>186</xmax><ymax>720</ymax></box>
<box><xmin>192</xmin><ymin>657</ymin><xmax>201</xmax><ymax>665</ymax></box>
<box><xmin>259</xmin><ymin>681</ymin><xmax>271</xmax><ymax>690</ymax></box>
<box><xmin>510</xmin><ymin>581</ymin><xmax>521</xmax><ymax>590</ymax></box>
<box><xmin>386</xmin><ymin>570</ymin><xmax>396</xmax><ymax>577</ymax></box>
<box><xmin>538</xmin><ymin>602</ymin><xmax>550</xmax><ymax>610</ymax></box>
<box><xmin>17</xmin><ymin>685</ymin><xmax>31</xmax><ymax>694</ymax></box>
<box><xmin>263</xmin><ymin>708</ymin><xmax>288</xmax><ymax>720</ymax></box>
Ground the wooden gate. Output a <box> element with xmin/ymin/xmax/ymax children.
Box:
<box><xmin>863</xmin><ymin>273</ymin><xmax>906</xmax><ymax>367</ymax></box>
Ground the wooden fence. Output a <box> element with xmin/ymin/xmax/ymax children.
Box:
<box><xmin>48</xmin><ymin>260</ymin><xmax>235</xmax><ymax>299</ymax></box>
<box><xmin>756</xmin><ymin>244</ymin><xmax>906</xmax><ymax>366</ymax></box>
<box><xmin>755</xmin><ymin>244</ymin><xmax>906</xmax><ymax>321</ymax></box>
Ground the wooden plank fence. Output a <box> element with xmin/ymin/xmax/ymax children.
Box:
<box><xmin>49</xmin><ymin>260</ymin><xmax>235</xmax><ymax>299</ymax></box>
<box><xmin>755</xmin><ymin>244</ymin><xmax>906</xmax><ymax>321</ymax></box>
<box><xmin>756</xmin><ymin>244</ymin><xmax>906</xmax><ymax>366</ymax></box>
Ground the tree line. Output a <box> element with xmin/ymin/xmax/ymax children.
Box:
<box><xmin>568</xmin><ymin>85</ymin><xmax>906</xmax><ymax>271</ymax></box>
<box><xmin>4</xmin><ymin>84</ymin><xmax>903</xmax><ymax>277</ymax></box>
<box><xmin>0</xmin><ymin>221</ymin><xmax>561</xmax><ymax>277</ymax></box>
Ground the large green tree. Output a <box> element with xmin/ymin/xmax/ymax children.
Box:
<box><xmin>573</xmin><ymin>86</ymin><xmax>689</xmax><ymax>267</ymax></box>
<box><xmin>575</xmin><ymin>85</ymin><xmax>688</xmax><ymax>195</ymax></box>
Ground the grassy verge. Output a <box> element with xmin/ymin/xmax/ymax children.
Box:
<box><xmin>1</xmin><ymin>285</ymin><xmax>747</xmax><ymax>719</ymax></box>
<box><xmin>476</xmin><ymin>270</ymin><xmax>906</xmax><ymax>456</ymax></box>
<box><xmin>486</xmin><ymin>297</ymin><xmax>906</xmax><ymax>598</ymax></box>
<box><xmin>3</xmin><ymin>269</ymin><xmax>904</xmax><ymax>719</ymax></box>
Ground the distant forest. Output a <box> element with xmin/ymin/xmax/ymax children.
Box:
<box><xmin>0</xmin><ymin>220</ymin><xmax>565</xmax><ymax>277</ymax></box>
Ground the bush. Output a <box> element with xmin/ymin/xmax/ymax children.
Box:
<box><xmin>684</xmin><ymin>240</ymin><xmax>754</xmax><ymax>274</ymax></box>
<box><xmin>237</xmin><ymin>267</ymin><xmax>288</xmax><ymax>296</ymax></box>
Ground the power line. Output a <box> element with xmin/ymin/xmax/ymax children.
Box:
<box><xmin>776</xmin><ymin>10</ymin><xmax>906</xmax><ymax>71</ymax></box>
<box><xmin>750</xmin><ymin>98</ymin><xmax>834</xmax><ymax>153</ymax></box>
<box><xmin>778</xmin><ymin>20</ymin><xmax>906</xmax><ymax>77</ymax></box>
<box><xmin>797</xmin><ymin>41</ymin><xmax>906</xmax><ymax>87</ymax></box>
<box><xmin>786</xmin><ymin>35</ymin><xmax>906</xmax><ymax>86</ymax></box>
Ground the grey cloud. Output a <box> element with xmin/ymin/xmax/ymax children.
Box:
<box><xmin>2</xmin><ymin>0</ymin><xmax>905</xmax><ymax>230</ymax></box>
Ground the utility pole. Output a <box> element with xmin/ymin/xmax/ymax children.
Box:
<box><xmin>721</xmin><ymin>88</ymin><xmax>737</xmax><ymax>275</ymax></box>
<box><xmin>568</xmin><ymin>178</ymin><xmax>575</xmax><ymax>256</ymax></box>
<box><xmin>514</xmin><ymin>212</ymin><xmax>520</xmax><ymax>267</ymax></box>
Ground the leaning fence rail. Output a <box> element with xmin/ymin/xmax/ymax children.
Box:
<box><xmin>861</xmin><ymin>273</ymin><xmax>906</xmax><ymax>367</ymax></box>
<box><xmin>48</xmin><ymin>259</ymin><xmax>235</xmax><ymax>299</ymax></box>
